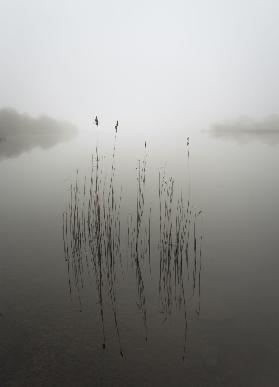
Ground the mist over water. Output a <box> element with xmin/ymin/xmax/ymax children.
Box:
<box><xmin>208</xmin><ymin>115</ymin><xmax>279</xmax><ymax>145</ymax></box>
<box><xmin>1</xmin><ymin>124</ymin><xmax>279</xmax><ymax>386</ymax></box>
<box><xmin>0</xmin><ymin>108</ymin><xmax>77</xmax><ymax>159</ymax></box>
<box><xmin>1</xmin><ymin>0</ymin><xmax>279</xmax><ymax>385</ymax></box>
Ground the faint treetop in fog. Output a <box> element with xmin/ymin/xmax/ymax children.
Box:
<box><xmin>209</xmin><ymin>115</ymin><xmax>279</xmax><ymax>145</ymax></box>
<box><xmin>0</xmin><ymin>108</ymin><xmax>77</xmax><ymax>159</ymax></box>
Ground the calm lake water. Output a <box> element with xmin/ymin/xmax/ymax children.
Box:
<box><xmin>1</xmin><ymin>127</ymin><xmax>279</xmax><ymax>386</ymax></box>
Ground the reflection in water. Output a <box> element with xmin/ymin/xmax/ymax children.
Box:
<box><xmin>0</xmin><ymin>108</ymin><xmax>77</xmax><ymax>159</ymax></box>
<box><xmin>209</xmin><ymin>115</ymin><xmax>279</xmax><ymax>145</ymax></box>
<box><xmin>157</xmin><ymin>141</ymin><xmax>202</xmax><ymax>359</ymax></box>
<box><xmin>127</xmin><ymin>155</ymin><xmax>149</xmax><ymax>341</ymax></box>
<box><xmin>63</xmin><ymin>135</ymin><xmax>122</xmax><ymax>354</ymax></box>
<box><xmin>62</xmin><ymin>131</ymin><xmax>203</xmax><ymax>359</ymax></box>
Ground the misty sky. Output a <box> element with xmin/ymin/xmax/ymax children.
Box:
<box><xmin>0</xmin><ymin>0</ymin><xmax>279</xmax><ymax>133</ymax></box>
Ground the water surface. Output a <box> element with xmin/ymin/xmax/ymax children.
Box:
<box><xmin>1</xmin><ymin>127</ymin><xmax>279</xmax><ymax>386</ymax></box>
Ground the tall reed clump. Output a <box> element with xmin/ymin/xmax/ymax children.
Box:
<box><xmin>63</xmin><ymin>128</ymin><xmax>203</xmax><ymax>359</ymax></box>
<box><xmin>158</xmin><ymin>166</ymin><xmax>202</xmax><ymax>359</ymax></box>
<box><xmin>127</xmin><ymin>155</ymin><xmax>151</xmax><ymax>341</ymax></box>
<box><xmin>63</xmin><ymin>133</ymin><xmax>123</xmax><ymax>355</ymax></box>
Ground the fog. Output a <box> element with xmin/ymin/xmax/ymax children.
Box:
<box><xmin>0</xmin><ymin>0</ymin><xmax>279</xmax><ymax>133</ymax></box>
<box><xmin>209</xmin><ymin>115</ymin><xmax>279</xmax><ymax>145</ymax></box>
<box><xmin>1</xmin><ymin>2</ymin><xmax>279</xmax><ymax>385</ymax></box>
<box><xmin>0</xmin><ymin>108</ymin><xmax>76</xmax><ymax>159</ymax></box>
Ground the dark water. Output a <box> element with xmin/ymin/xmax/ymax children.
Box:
<box><xmin>1</xmin><ymin>128</ymin><xmax>279</xmax><ymax>386</ymax></box>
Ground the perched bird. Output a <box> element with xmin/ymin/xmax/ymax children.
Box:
<box><xmin>115</xmin><ymin>120</ymin><xmax>119</xmax><ymax>133</ymax></box>
<box><xmin>145</xmin><ymin>141</ymin><xmax>146</xmax><ymax>148</ymax></box>
<box><xmin>95</xmin><ymin>116</ymin><xmax>99</xmax><ymax>126</ymax></box>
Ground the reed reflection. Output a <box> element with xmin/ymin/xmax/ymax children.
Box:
<box><xmin>62</xmin><ymin>128</ymin><xmax>203</xmax><ymax>359</ymax></box>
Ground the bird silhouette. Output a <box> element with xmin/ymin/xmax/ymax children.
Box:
<box><xmin>115</xmin><ymin>120</ymin><xmax>119</xmax><ymax>133</ymax></box>
<box><xmin>145</xmin><ymin>141</ymin><xmax>146</xmax><ymax>148</ymax></box>
<box><xmin>95</xmin><ymin>116</ymin><xmax>99</xmax><ymax>126</ymax></box>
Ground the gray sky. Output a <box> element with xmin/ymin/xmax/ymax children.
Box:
<box><xmin>0</xmin><ymin>0</ymin><xmax>279</xmax><ymax>133</ymax></box>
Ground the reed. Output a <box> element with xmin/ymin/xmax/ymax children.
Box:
<box><xmin>62</xmin><ymin>127</ymin><xmax>203</xmax><ymax>359</ymax></box>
